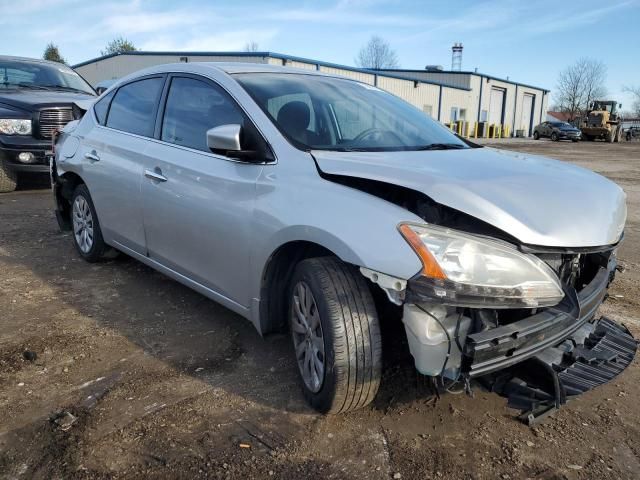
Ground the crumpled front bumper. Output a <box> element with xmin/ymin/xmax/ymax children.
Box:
<box><xmin>464</xmin><ymin>256</ymin><xmax>616</xmax><ymax>377</ymax></box>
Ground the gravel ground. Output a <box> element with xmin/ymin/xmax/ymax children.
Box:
<box><xmin>1</xmin><ymin>139</ymin><xmax>639</xmax><ymax>479</ymax></box>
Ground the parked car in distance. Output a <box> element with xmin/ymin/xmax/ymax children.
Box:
<box><xmin>533</xmin><ymin>121</ymin><xmax>581</xmax><ymax>142</ymax></box>
<box><xmin>0</xmin><ymin>56</ymin><xmax>96</xmax><ymax>192</ymax></box>
<box><xmin>52</xmin><ymin>63</ymin><xmax>632</xmax><ymax>417</ymax></box>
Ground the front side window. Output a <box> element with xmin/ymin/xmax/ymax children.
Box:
<box><xmin>161</xmin><ymin>77</ymin><xmax>246</xmax><ymax>152</ymax></box>
<box><xmin>106</xmin><ymin>77</ymin><xmax>164</xmax><ymax>137</ymax></box>
<box><xmin>235</xmin><ymin>73</ymin><xmax>469</xmax><ymax>152</ymax></box>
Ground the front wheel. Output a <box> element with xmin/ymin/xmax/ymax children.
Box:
<box><xmin>0</xmin><ymin>158</ymin><xmax>17</xmax><ymax>193</ymax></box>
<box><xmin>71</xmin><ymin>184</ymin><xmax>108</xmax><ymax>262</ymax></box>
<box><xmin>551</xmin><ymin>132</ymin><xmax>559</xmax><ymax>141</ymax></box>
<box><xmin>288</xmin><ymin>257</ymin><xmax>382</xmax><ymax>414</ymax></box>
<box><xmin>533</xmin><ymin>131</ymin><xmax>540</xmax><ymax>140</ymax></box>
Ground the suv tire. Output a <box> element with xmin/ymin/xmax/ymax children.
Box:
<box><xmin>288</xmin><ymin>257</ymin><xmax>382</xmax><ymax>414</ymax></box>
<box><xmin>0</xmin><ymin>158</ymin><xmax>17</xmax><ymax>193</ymax></box>
<box><xmin>71</xmin><ymin>184</ymin><xmax>108</xmax><ymax>262</ymax></box>
<box><xmin>533</xmin><ymin>131</ymin><xmax>540</xmax><ymax>140</ymax></box>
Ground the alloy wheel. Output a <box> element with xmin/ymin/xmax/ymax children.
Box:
<box><xmin>72</xmin><ymin>196</ymin><xmax>94</xmax><ymax>254</ymax></box>
<box><xmin>291</xmin><ymin>281</ymin><xmax>325</xmax><ymax>393</ymax></box>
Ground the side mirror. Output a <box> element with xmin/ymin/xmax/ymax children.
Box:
<box><xmin>206</xmin><ymin>124</ymin><xmax>242</xmax><ymax>152</ymax></box>
<box><xmin>206</xmin><ymin>124</ymin><xmax>262</xmax><ymax>162</ymax></box>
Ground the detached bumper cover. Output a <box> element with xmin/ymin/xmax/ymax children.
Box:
<box><xmin>464</xmin><ymin>258</ymin><xmax>615</xmax><ymax>377</ymax></box>
<box><xmin>488</xmin><ymin>317</ymin><xmax>637</xmax><ymax>425</ymax></box>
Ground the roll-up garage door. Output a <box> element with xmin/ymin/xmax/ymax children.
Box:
<box><xmin>520</xmin><ymin>94</ymin><xmax>534</xmax><ymax>136</ymax></box>
<box><xmin>488</xmin><ymin>87</ymin><xmax>505</xmax><ymax>125</ymax></box>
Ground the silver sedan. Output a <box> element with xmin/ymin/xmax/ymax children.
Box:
<box><xmin>52</xmin><ymin>62</ymin><xmax>631</xmax><ymax>417</ymax></box>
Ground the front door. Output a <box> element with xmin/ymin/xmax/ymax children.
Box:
<box><xmin>141</xmin><ymin>75</ymin><xmax>265</xmax><ymax>307</ymax></box>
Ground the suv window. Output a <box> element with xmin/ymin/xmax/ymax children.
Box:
<box><xmin>94</xmin><ymin>90</ymin><xmax>115</xmax><ymax>126</ymax></box>
<box><xmin>106</xmin><ymin>77</ymin><xmax>164</xmax><ymax>137</ymax></box>
<box><xmin>161</xmin><ymin>77</ymin><xmax>246</xmax><ymax>152</ymax></box>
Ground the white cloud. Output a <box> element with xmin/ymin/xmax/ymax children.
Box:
<box><xmin>102</xmin><ymin>11</ymin><xmax>205</xmax><ymax>35</ymax></box>
<box><xmin>139</xmin><ymin>29</ymin><xmax>278</xmax><ymax>52</ymax></box>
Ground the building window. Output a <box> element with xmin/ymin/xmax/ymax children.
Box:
<box><xmin>450</xmin><ymin>107</ymin><xmax>459</xmax><ymax>122</ymax></box>
<box><xmin>459</xmin><ymin>108</ymin><xmax>467</xmax><ymax>120</ymax></box>
<box><xmin>480</xmin><ymin>110</ymin><xmax>488</xmax><ymax>122</ymax></box>
<box><xmin>423</xmin><ymin>105</ymin><xmax>433</xmax><ymax>117</ymax></box>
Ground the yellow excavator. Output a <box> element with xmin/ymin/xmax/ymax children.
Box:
<box><xmin>577</xmin><ymin>100</ymin><xmax>623</xmax><ymax>142</ymax></box>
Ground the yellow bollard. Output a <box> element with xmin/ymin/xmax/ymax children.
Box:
<box><xmin>465</xmin><ymin>122</ymin><xmax>470</xmax><ymax>138</ymax></box>
<box><xmin>449</xmin><ymin>122</ymin><xmax>454</xmax><ymax>131</ymax></box>
<box><xmin>457</xmin><ymin>121</ymin><xmax>462</xmax><ymax>135</ymax></box>
<box><xmin>473</xmin><ymin>122</ymin><xmax>478</xmax><ymax>139</ymax></box>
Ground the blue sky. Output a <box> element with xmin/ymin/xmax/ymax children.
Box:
<box><xmin>1</xmin><ymin>0</ymin><xmax>639</xmax><ymax>108</ymax></box>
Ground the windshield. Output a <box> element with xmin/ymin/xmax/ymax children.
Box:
<box><xmin>0</xmin><ymin>59</ymin><xmax>95</xmax><ymax>95</ymax></box>
<box><xmin>234</xmin><ymin>73</ymin><xmax>469</xmax><ymax>152</ymax></box>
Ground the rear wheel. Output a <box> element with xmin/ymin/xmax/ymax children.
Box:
<box><xmin>0</xmin><ymin>158</ymin><xmax>17</xmax><ymax>193</ymax></box>
<box><xmin>288</xmin><ymin>257</ymin><xmax>381</xmax><ymax>414</ymax></box>
<box><xmin>533</xmin><ymin>131</ymin><xmax>540</xmax><ymax>140</ymax></box>
<box><xmin>71</xmin><ymin>184</ymin><xmax>107</xmax><ymax>262</ymax></box>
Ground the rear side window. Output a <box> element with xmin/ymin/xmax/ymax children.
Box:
<box><xmin>161</xmin><ymin>77</ymin><xmax>246</xmax><ymax>152</ymax></box>
<box><xmin>93</xmin><ymin>90</ymin><xmax>115</xmax><ymax>125</ymax></box>
<box><xmin>106</xmin><ymin>77</ymin><xmax>164</xmax><ymax>137</ymax></box>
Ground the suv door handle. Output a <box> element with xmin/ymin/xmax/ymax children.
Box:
<box><xmin>144</xmin><ymin>168</ymin><xmax>168</xmax><ymax>182</ymax></box>
<box><xmin>84</xmin><ymin>150</ymin><xmax>100</xmax><ymax>162</ymax></box>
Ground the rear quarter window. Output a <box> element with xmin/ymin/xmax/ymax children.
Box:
<box><xmin>93</xmin><ymin>90</ymin><xmax>115</xmax><ymax>126</ymax></box>
<box><xmin>106</xmin><ymin>77</ymin><xmax>164</xmax><ymax>137</ymax></box>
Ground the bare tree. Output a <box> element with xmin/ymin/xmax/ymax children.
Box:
<box><xmin>43</xmin><ymin>42</ymin><xmax>66</xmax><ymax>64</ymax></box>
<box><xmin>101</xmin><ymin>37</ymin><xmax>137</xmax><ymax>56</ymax></box>
<box><xmin>623</xmin><ymin>85</ymin><xmax>640</xmax><ymax>116</ymax></box>
<box><xmin>355</xmin><ymin>35</ymin><xmax>399</xmax><ymax>69</ymax></box>
<box><xmin>244</xmin><ymin>41</ymin><xmax>259</xmax><ymax>52</ymax></box>
<box><xmin>556</xmin><ymin>58</ymin><xmax>607</xmax><ymax>120</ymax></box>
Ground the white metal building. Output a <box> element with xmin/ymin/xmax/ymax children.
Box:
<box><xmin>73</xmin><ymin>51</ymin><xmax>549</xmax><ymax>137</ymax></box>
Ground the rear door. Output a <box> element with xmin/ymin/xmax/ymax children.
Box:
<box><xmin>141</xmin><ymin>74</ymin><xmax>265</xmax><ymax>306</ymax></box>
<box><xmin>81</xmin><ymin>75</ymin><xmax>165</xmax><ymax>254</ymax></box>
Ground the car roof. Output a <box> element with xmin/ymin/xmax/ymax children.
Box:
<box><xmin>130</xmin><ymin>62</ymin><xmax>337</xmax><ymax>79</ymax></box>
<box><xmin>0</xmin><ymin>55</ymin><xmax>67</xmax><ymax>67</ymax></box>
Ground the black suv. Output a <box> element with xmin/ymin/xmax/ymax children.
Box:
<box><xmin>0</xmin><ymin>56</ymin><xmax>95</xmax><ymax>192</ymax></box>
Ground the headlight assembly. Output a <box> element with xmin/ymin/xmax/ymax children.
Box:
<box><xmin>399</xmin><ymin>223</ymin><xmax>565</xmax><ymax>308</ymax></box>
<box><xmin>0</xmin><ymin>119</ymin><xmax>32</xmax><ymax>135</ymax></box>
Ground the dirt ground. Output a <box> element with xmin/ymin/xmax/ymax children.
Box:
<box><xmin>1</xmin><ymin>139</ymin><xmax>639</xmax><ymax>480</ymax></box>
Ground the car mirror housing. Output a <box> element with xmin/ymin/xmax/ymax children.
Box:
<box><xmin>207</xmin><ymin>124</ymin><xmax>242</xmax><ymax>152</ymax></box>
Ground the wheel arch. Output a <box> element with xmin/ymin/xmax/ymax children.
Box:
<box><xmin>54</xmin><ymin>171</ymin><xmax>86</xmax><ymax>231</ymax></box>
<box><xmin>258</xmin><ymin>240</ymin><xmax>345</xmax><ymax>336</ymax></box>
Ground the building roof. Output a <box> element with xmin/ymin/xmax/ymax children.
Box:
<box><xmin>375</xmin><ymin>68</ymin><xmax>550</xmax><ymax>93</ymax></box>
<box><xmin>71</xmin><ymin>51</ymin><xmax>471</xmax><ymax>91</ymax></box>
<box><xmin>547</xmin><ymin>111</ymin><xmax>572</xmax><ymax>122</ymax></box>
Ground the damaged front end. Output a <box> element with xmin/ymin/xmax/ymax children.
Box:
<box><xmin>365</xmin><ymin>232</ymin><xmax>637</xmax><ymax>423</ymax></box>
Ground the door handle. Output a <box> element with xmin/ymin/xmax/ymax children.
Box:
<box><xmin>144</xmin><ymin>168</ymin><xmax>168</xmax><ymax>182</ymax></box>
<box><xmin>84</xmin><ymin>150</ymin><xmax>100</xmax><ymax>162</ymax></box>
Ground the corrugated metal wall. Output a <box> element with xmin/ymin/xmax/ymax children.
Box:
<box><xmin>385</xmin><ymin>71</ymin><xmax>473</xmax><ymax>89</ymax></box>
<box><xmin>76</xmin><ymin>54</ymin><xmax>270</xmax><ymax>85</ymax></box>
<box><xmin>377</xmin><ymin>76</ymin><xmax>440</xmax><ymax>117</ymax></box>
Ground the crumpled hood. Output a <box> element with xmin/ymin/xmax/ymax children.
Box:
<box><xmin>312</xmin><ymin>147</ymin><xmax>626</xmax><ymax>248</ymax></box>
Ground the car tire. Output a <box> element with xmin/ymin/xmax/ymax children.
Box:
<box><xmin>551</xmin><ymin>132</ymin><xmax>559</xmax><ymax>141</ymax></box>
<box><xmin>533</xmin><ymin>131</ymin><xmax>540</xmax><ymax>140</ymax></box>
<box><xmin>0</xmin><ymin>158</ymin><xmax>18</xmax><ymax>193</ymax></box>
<box><xmin>288</xmin><ymin>257</ymin><xmax>382</xmax><ymax>414</ymax></box>
<box><xmin>70</xmin><ymin>184</ymin><xmax>108</xmax><ymax>262</ymax></box>
<box><xmin>572</xmin><ymin>138</ymin><xmax>579</xmax><ymax>142</ymax></box>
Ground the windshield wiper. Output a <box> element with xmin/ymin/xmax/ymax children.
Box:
<box><xmin>414</xmin><ymin>143</ymin><xmax>467</xmax><ymax>150</ymax></box>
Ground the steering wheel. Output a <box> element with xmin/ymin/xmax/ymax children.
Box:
<box><xmin>352</xmin><ymin>128</ymin><xmax>402</xmax><ymax>145</ymax></box>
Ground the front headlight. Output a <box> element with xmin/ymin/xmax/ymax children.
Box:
<box><xmin>0</xmin><ymin>119</ymin><xmax>32</xmax><ymax>135</ymax></box>
<box><xmin>399</xmin><ymin>223</ymin><xmax>564</xmax><ymax>308</ymax></box>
